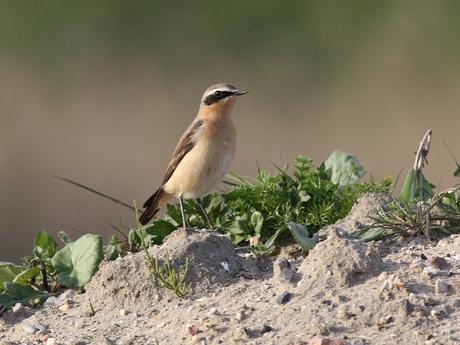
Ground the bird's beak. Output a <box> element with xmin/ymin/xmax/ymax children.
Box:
<box><xmin>234</xmin><ymin>90</ymin><xmax>249</xmax><ymax>96</ymax></box>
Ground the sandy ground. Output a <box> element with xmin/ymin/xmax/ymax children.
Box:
<box><xmin>1</xmin><ymin>193</ymin><xmax>460</xmax><ymax>345</ymax></box>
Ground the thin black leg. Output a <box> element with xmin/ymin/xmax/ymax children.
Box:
<box><xmin>179</xmin><ymin>196</ymin><xmax>188</xmax><ymax>230</ymax></box>
<box><xmin>197</xmin><ymin>198</ymin><xmax>215</xmax><ymax>230</ymax></box>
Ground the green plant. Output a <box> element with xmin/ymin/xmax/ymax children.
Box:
<box><xmin>0</xmin><ymin>230</ymin><xmax>104</xmax><ymax>309</ymax></box>
<box><xmin>359</xmin><ymin>188</ymin><xmax>460</xmax><ymax>241</ymax></box>
<box><xmin>358</xmin><ymin>132</ymin><xmax>460</xmax><ymax>242</ymax></box>
<box><xmin>54</xmin><ymin>151</ymin><xmax>391</xmax><ymax>252</ymax></box>
<box><xmin>135</xmin><ymin>201</ymin><xmax>192</xmax><ymax>298</ymax></box>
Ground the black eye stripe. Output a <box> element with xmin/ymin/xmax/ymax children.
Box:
<box><xmin>204</xmin><ymin>91</ymin><xmax>234</xmax><ymax>106</ymax></box>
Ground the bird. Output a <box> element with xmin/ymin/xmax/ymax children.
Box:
<box><xmin>139</xmin><ymin>83</ymin><xmax>248</xmax><ymax>229</ymax></box>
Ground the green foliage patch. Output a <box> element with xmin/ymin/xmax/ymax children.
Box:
<box><xmin>0</xmin><ymin>231</ymin><xmax>103</xmax><ymax>309</ymax></box>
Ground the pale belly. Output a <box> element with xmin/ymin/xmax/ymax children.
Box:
<box><xmin>163</xmin><ymin>139</ymin><xmax>236</xmax><ymax>199</ymax></box>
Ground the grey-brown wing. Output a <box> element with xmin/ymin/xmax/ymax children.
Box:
<box><xmin>161</xmin><ymin>119</ymin><xmax>204</xmax><ymax>185</ymax></box>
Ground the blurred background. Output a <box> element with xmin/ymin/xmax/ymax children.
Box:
<box><xmin>1</xmin><ymin>1</ymin><xmax>459</xmax><ymax>263</ymax></box>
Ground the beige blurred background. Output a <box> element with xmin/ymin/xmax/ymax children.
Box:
<box><xmin>1</xmin><ymin>2</ymin><xmax>459</xmax><ymax>263</ymax></box>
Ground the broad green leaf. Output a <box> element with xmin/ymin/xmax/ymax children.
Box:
<box><xmin>265</xmin><ymin>224</ymin><xmax>288</xmax><ymax>249</ymax></box>
<box><xmin>399</xmin><ymin>168</ymin><xmax>435</xmax><ymax>202</ymax></box>
<box><xmin>354</xmin><ymin>228</ymin><xmax>389</xmax><ymax>242</ymax></box>
<box><xmin>33</xmin><ymin>230</ymin><xmax>58</xmax><ymax>260</ymax></box>
<box><xmin>3</xmin><ymin>282</ymin><xmax>57</xmax><ymax>309</ymax></box>
<box><xmin>265</xmin><ymin>222</ymin><xmax>318</xmax><ymax>252</ymax></box>
<box><xmin>250</xmin><ymin>211</ymin><xmax>263</xmax><ymax>235</ymax></box>
<box><xmin>58</xmin><ymin>231</ymin><xmax>73</xmax><ymax>245</ymax></box>
<box><xmin>0</xmin><ymin>262</ymin><xmax>27</xmax><ymax>291</ymax></box>
<box><xmin>286</xmin><ymin>222</ymin><xmax>318</xmax><ymax>251</ymax></box>
<box><xmin>324</xmin><ymin>150</ymin><xmax>366</xmax><ymax>187</ymax></box>
<box><xmin>144</xmin><ymin>221</ymin><xmax>176</xmax><ymax>244</ymax></box>
<box><xmin>106</xmin><ymin>245</ymin><xmax>119</xmax><ymax>261</ymax></box>
<box><xmin>13</xmin><ymin>267</ymin><xmax>41</xmax><ymax>286</ymax></box>
<box><xmin>51</xmin><ymin>234</ymin><xmax>103</xmax><ymax>288</ymax></box>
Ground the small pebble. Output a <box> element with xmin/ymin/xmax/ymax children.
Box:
<box><xmin>399</xmin><ymin>299</ymin><xmax>411</xmax><ymax>316</ymax></box>
<box><xmin>279</xmin><ymin>268</ymin><xmax>296</xmax><ymax>283</ymax></box>
<box><xmin>58</xmin><ymin>304</ymin><xmax>71</xmax><ymax>312</ymax></box>
<box><xmin>156</xmin><ymin>321</ymin><xmax>166</xmax><ymax>329</ymax></box>
<box><xmin>208</xmin><ymin>307</ymin><xmax>218</xmax><ymax>315</ymax></box>
<box><xmin>12</xmin><ymin>303</ymin><xmax>25</xmax><ymax>314</ymax></box>
<box><xmin>45</xmin><ymin>338</ymin><xmax>57</xmax><ymax>345</ymax></box>
<box><xmin>260</xmin><ymin>324</ymin><xmax>272</xmax><ymax>334</ymax></box>
<box><xmin>232</xmin><ymin>327</ymin><xmax>249</xmax><ymax>341</ymax></box>
<box><xmin>431</xmin><ymin>309</ymin><xmax>440</xmax><ymax>317</ymax></box>
<box><xmin>191</xmin><ymin>334</ymin><xmax>203</xmax><ymax>343</ymax></box>
<box><xmin>43</xmin><ymin>297</ymin><xmax>61</xmax><ymax>308</ymax></box>
<box><xmin>276</xmin><ymin>291</ymin><xmax>291</xmax><ymax>305</ymax></box>
<box><xmin>235</xmin><ymin>310</ymin><xmax>244</xmax><ymax>321</ymax></box>
<box><xmin>59</xmin><ymin>289</ymin><xmax>76</xmax><ymax>300</ymax></box>
<box><xmin>336</xmin><ymin>309</ymin><xmax>348</xmax><ymax>319</ymax></box>
<box><xmin>23</xmin><ymin>324</ymin><xmax>38</xmax><ymax>334</ymax></box>
<box><xmin>378</xmin><ymin>272</ymin><xmax>388</xmax><ymax>281</ymax></box>
<box><xmin>435</xmin><ymin>279</ymin><xmax>449</xmax><ymax>293</ymax></box>
<box><xmin>119</xmin><ymin>309</ymin><xmax>126</xmax><ymax>316</ymax></box>
<box><xmin>430</xmin><ymin>256</ymin><xmax>447</xmax><ymax>269</ymax></box>
<box><xmin>36</xmin><ymin>322</ymin><xmax>48</xmax><ymax>332</ymax></box>
<box><xmin>275</xmin><ymin>257</ymin><xmax>291</xmax><ymax>270</ymax></box>
<box><xmin>422</xmin><ymin>266</ymin><xmax>439</xmax><ymax>278</ymax></box>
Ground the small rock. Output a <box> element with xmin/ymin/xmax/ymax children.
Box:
<box><xmin>399</xmin><ymin>299</ymin><xmax>412</xmax><ymax>316</ymax></box>
<box><xmin>276</xmin><ymin>291</ymin><xmax>291</xmax><ymax>304</ymax></box>
<box><xmin>308</xmin><ymin>335</ymin><xmax>351</xmax><ymax>345</ymax></box>
<box><xmin>279</xmin><ymin>268</ymin><xmax>296</xmax><ymax>283</ymax></box>
<box><xmin>336</xmin><ymin>308</ymin><xmax>349</xmax><ymax>319</ymax></box>
<box><xmin>233</xmin><ymin>327</ymin><xmax>249</xmax><ymax>341</ymax></box>
<box><xmin>45</xmin><ymin>338</ymin><xmax>57</xmax><ymax>345</ymax></box>
<box><xmin>435</xmin><ymin>279</ymin><xmax>449</xmax><ymax>293</ymax></box>
<box><xmin>186</xmin><ymin>324</ymin><xmax>200</xmax><ymax>335</ymax></box>
<box><xmin>431</xmin><ymin>309</ymin><xmax>440</xmax><ymax>317</ymax></box>
<box><xmin>59</xmin><ymin>289</ymin><xmax>76</xmax><ymax>300</ymax></box>
<box><xmin>378</xmin><ymin>272</ymin><xmax>388</xmax><ymax>281</ymax></box>
<box><xmin>422</xmin><ymin>266</ymin><xmax>439</xmax><ymax>278</ymax></box>
<box><xmin>275</xmin><ymin>257</ymin><xmax>291</xmax><ymax>270</ymax></box>
<box><xmin>156</xmin><ymin>321</ymin><xmax>166</xmax><ymax>329</ymax></box>
<box><xmin>22</xmin><ymin>324</ymin><xmax>38</xmax><ymax>334</ymax></box>
<box><xmin>36</xmin><ymin>322</ymin><xmax>48</xmax><ymax>332</ymax></box>
<box><xmin>378</xmin><ymin>315</ymin><xmax>393</xmax><ymax>324</ymax></box>
<box><xmin>430</xmin><ymin>256</ymin><xmax>447</xmax><ymax>269</ymax></box>
<box><xmin>12</xmin><ymin>303</ymin><xmax>25</xmax><ymax>314</ymax></box>
<box><xmin>260</xmin><ymin>324</ymin><xmax>272</xmax><ymax>334</ymax></box>
<box><xmin>235</xmin><ymin>310</ymin><xmax>244</xmax><ymax>322</ymax></box>
<box><xmin>43</xmin><ymin>297</ymin><xmax>61</xmax><ymax>308</ymax></box>
<box><xmin>410</xmin><ymin>261</ymin><xmax>426</xmax><ymax>271</ymax></box>
<box><xmin>58</xmin><ymin>303</ymin><xmax>71</xmax><ymax>312</ymax></box>
<box><xmin>191</xmin><ymin>334</ymin><xmax>203</xmax><ymax>343</ymax></box>
<box><xmin>208</xmin><ymin>307</ymin><xmax>218</xmax><ymax>315</ymax></box>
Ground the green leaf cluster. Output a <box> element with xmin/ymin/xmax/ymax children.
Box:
<box><xmin>146</xmin><ymin>154</ymin><xmax>390</xmax><ymax>249</ymax></box>
<box><xmin>0</xmin><ymin>230</ymin><xmax>103</xmax><ymax>309</ymax></box>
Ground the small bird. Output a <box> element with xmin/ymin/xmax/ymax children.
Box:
<box><xmin>139</xmin><ymin>83</ymin><xmax>248</xmax><ymax>229</ymax></box>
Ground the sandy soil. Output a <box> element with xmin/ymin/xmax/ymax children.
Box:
<box><xmin>1</xmin><ymin>193</ymin><xmax>460</xmax><ymax>345</ymax></box>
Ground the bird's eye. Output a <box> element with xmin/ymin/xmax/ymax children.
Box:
<box><xmin>214</xmin><ymin>90</ymin><xmax>222</xmax><ymax>97</ymax></box>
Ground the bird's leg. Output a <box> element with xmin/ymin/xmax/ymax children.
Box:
<box><xmin>197</xmin><ymin>198</ymin><xmax>215</xmax><ymax>230</ymax></box>
<box><xmin>179</xmin><ymin>196</ymin><xmax>189</xmax><ymax>230</ymax></box>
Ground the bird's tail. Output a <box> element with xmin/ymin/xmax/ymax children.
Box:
<box><xmin>139</xmin><ymin>188</ymin><xmax>172</xmax><ymax>225</ymax></box>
